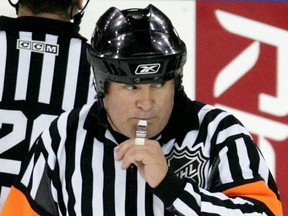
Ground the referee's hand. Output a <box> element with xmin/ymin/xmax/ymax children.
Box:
<box><xmin>115</xmin><ymin>138</ymin><xmax>168</xmax><ymax>188</ymax></box>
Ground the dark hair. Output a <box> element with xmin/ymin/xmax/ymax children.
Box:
<box><xmin>18</xmin><ymin>0</ymin><xmax>74</xmax><ymax>15</ymax></box>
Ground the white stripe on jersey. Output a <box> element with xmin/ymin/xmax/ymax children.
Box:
<box><xmin>199</xmin><ymin>187</ymin><xmax>254</xmax><ymax>205</ymax></box>
<box><xmin>0</xmin><ymin>31</ymin><xmax>7</xmax><ymax>101</ymax></box>
<box><xmin>217</xmin><ymin>124</ymin><xmax>251</xmax><ymax>144</ymax></box>
<box><xmin>137</xmin><ymin>172</ymin><xmax>146</xmax><ymax>216</ymax></box>
<box><xmin>0</xmin><ymin>186</ymin><xmax>10</xmax><ymax>211</ymax></box>
<box><xmin>205</xmin><ymin>111</ymin><xmax>230</xmax><ymax>154</ymax></box>
<box><xmin>114</xmin><ymin>155</ymin><xmax>126</xmax><ymax>216</ymax></box>
<box><xmin>174</xmin><ymin>197</ymin><xmax>198</xmax><ymax>216</ymax></box>
<box><xmin>172</xmin><ymin>183</ymin><xmax>201</xmax><ymax>215</ymax></box>
<box><xmin>72</xmin><ymin>106</ymin><xmax>88</xmax><ymax>215</ymax></box>
<box><xmin>30</xmin><ymin>153</ymin><xmax>46</xmax><ymax>198</ymax></box>
<box><xmin>258</xmin><ymin>149</ymin><xmax>270</xmax><ymax>183</ymax></box>
<box><xmin>236</xmin><ymin>138</ymin><xmax>254</xmax><ymax>179</ymax></box>
<box><xmin>15</xmin><ymin>31</ymin><xmax>32</xmax><ymax>100</ymax></box>
<box><xmin>62</xmin><ymin>38</ymin><xmax>82</xmax><ymax>111</ymax></box>
<box><xmin>199</xmin><ymin>188</ymin><xmax>257</xmax><ymax>215</ymax></box>
<box><xmin>197</xmin><ymin>104</ymin><xmax>215</xmax><ymax>123</ymax></box>
<box><xmin>153</xmin><ymin>195</ymin><xmax>165</xmax><ymax>216</ymax></box>
<box><xmin>41</xmin><ymin>128</ymin><xmax>57</xmax><ymax>171</ymax></box>
<box><xmin>218</xmin><ymin>146</ymin><xmax>233</xmax><ymax>184</ymax></box>
<box><xmin>184</xmin><ymin>183</ymin><xmax>201</xmax><ymax>206</ymax></box>
<box><xmin>202</xmin><ymin>202</ymin><xmax>265</xmax><ymax>216</ymax></box>
<box><xmin>56</xmin><ymin>111</ymin><xmax>69</xmax><ymax>210</ymax></box>
<box><xmin>92</xmin><ymin>139</ymin><xmax>104</xmax><ymax>215</ymax></box>
<box><xmin>38</xmin><ymin>34</ymin><xmax>58</xmax><ymax>104</ymax></box>
<box><xmin>0</xmin><ymin>158</ymin><xmax>21</xmax><ymax>174</ymax></box>
<box><xmin>21</xmin><ymin>154</ymin><xmax>35</xmax><ymax>187</ymax></box>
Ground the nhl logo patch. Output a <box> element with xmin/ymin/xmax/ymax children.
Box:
<box><xmin>166</xmin><ymin>146</ymin><xmax>208</xmax><ymax>188</ymax></box>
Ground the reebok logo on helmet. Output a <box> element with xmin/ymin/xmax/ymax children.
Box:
<box><xmin>135</xmin><ymin>63</ymin><xmax>160</xmax><ymax>75</ymax></box>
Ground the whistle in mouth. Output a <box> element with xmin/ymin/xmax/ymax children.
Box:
<box><xmin>135</xmin><ymin>120</ymin><xmax>147</xmax><ymax>145</ymax></box>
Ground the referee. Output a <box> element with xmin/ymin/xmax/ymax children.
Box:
<box><xmin>0</xmin><ymin>0</ymin><xmax>94</xmax><ymax>211</ymax></box>
<box><xmin>1</xmin><ymin>4</ymin><xmax>283</xmax><ymax>216</ymax></box>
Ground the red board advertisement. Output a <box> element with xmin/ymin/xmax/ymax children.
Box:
<box><xmin>196</xmin><ymin>2</ymin><xmax>288</xmax><ymax>214</ymax></box>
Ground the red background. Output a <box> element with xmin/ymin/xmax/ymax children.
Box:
<box><xmin>196</xmin><ymin>2</ymin><xmax>288</xmax><ymax>214</ymax></box>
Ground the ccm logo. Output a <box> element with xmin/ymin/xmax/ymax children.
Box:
<box><xmin>135</xmin><ymin>63</ymin><xmax>161</xmax><ymax>75</ymax></box>
<box><xmin>17</xmin><ymin>39</ymin><xmax>59</xmax><ymax>55</ymax></box>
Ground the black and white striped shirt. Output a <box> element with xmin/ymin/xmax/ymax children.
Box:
<box><xmin>13</xmin><ymin>91</ymin><xmax>281</xmax><ymax>215</ymax></box>
<box><xmin>0</xmin><ymin>16</ymin><xmax>95</xmax><ymax>210</ymax></box>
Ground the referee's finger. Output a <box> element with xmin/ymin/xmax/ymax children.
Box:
<box><xmin>114</xmin><ymin>139</ymin><xmax>134</xmax><ymax>160</ymax></box>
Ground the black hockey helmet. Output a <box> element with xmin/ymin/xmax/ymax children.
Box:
<box><xmin>87</xmin><ymin>4</ymin><xmax>187</xmax><ymax>99</ymax></box>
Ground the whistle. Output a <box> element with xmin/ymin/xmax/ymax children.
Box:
<box><xmin>135</xmin><ymin>120</ymin><xmax>147</xmax><ymax>145</ymax></box>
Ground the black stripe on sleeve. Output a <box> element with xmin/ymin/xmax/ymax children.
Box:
<box><xmin>65</xmin><ymin>112</ymin><xmax>78</xmax><ymax>216</ymax></box>
<box><xmin>125</xmin><ymin>165</ymin><xmax>137</xmax><ymax>215</ymax></box>
<box><xmin>103</xmin><ymin>139</ymin><xmax>116</xmax><ymax>216</ymax></box>
<box><xmin>81</xmin><ymin>131</ymin><xmax>94</xmax><ymax>215</ymax></box>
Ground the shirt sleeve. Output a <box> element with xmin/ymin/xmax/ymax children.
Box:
<box><xmin>152</xmin><ymin>170</ymin><xmax>282</xmax><ymax>215</ymax></box>
<box><xmin>151</xmin><ymin>116</ymin><xmax>283</xmax><ymax>215</ymax></box>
